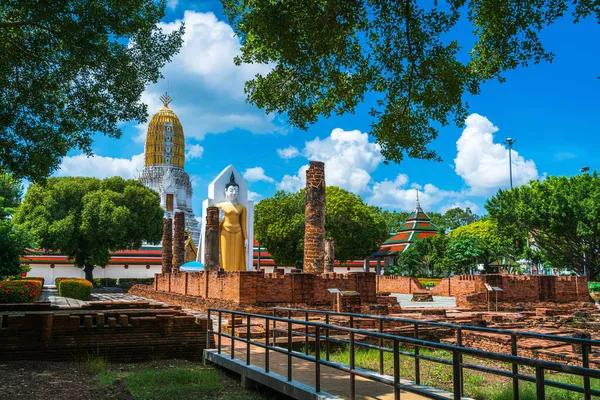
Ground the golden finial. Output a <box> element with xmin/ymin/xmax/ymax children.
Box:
<box><xmin>160</xmin><ymin>92</ymin><xmax>173</xmax><ymax>108</ymax></box>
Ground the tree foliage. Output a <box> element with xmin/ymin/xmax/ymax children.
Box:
<box><xmin>222</xmin><ymin>0</ymin><xmax>597</xmax><ymax>164</ymax></box>
<box><xmin>0</xmin><ymin>0</ymin><xmax>184</xmax><ymax>181</ymax></box>
<box><xmin>0</xmin><ymin>172</ymin><xmax>29</xmax><ymax>279</ymax></box>
<box><xmin>14</xmin><ymin>177</ymin><xmax>164</xmax><ymax>281</ymax></box>
<box><xmin>387</xmin><ymin>235</ymin><xmax>448</xmax><ymax>277</ymax></box>
<box><xmin>486</xmin><ymin>172</ymin><xmax>600</xmax><ymax>280</ymax></box>
<box><xmin>449</xmin><ymin>219</ymin><xmax>520</xmax><ymax>273</ymax></box>
<box><xmin>254</xmin><ymin>186</ymin><xmax>388</xmax><ymax>266</ymax></box>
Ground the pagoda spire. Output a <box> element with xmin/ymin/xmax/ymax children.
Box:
<box><xmin>160</xmin><ymin>91</ymin><xmax>173</xmax><ymax>108</ymax></box>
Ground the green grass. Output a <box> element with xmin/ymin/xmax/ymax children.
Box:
<box><xmin>312</xmin><ymin>346</ymin><xmax>600</xmax><ymax>400</ymax></box>
<box><xmin>91</xmin><ymin>361</ymin><xmax>277</xmax><ymax>400</ymax></box>
<box><xmin>124</xmin><ymin>367</ymin><xmax>222</xmax><ymax>400</ymax></box>
<box><xmin>85</xmin><ymin>355</ymin><xmax>108</xmax><ymax>374</ymax></box>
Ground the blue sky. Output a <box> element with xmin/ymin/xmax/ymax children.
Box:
<box><xmin>56</xmin><ymin>1</ymin><xmax>600</xmax><ymax>216</ymax></box>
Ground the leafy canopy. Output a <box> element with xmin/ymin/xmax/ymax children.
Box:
<box><xmin>0</xmin><ymin>0</ymin><xmax>183</xmax><ymax>181</ymax></box>
<box><xmin>0</xmin><ymin>172</ymin><xmax>30</xmax><ymax>279</ymax></box>
<box><xmin>254</xmin><ymin>186</ymin><xmax>388</xmax><ymax>265</ymax></box>
<box><xmin>449</xmin><ymin>218</ymin><xmax>521</xmax><ymax>273</ymax></box>
<box><xmin>486</xmin><ymin>172</ymin><xmax>600</xmax><ymax>280</ymax></box>
<box><xmin>14</xmin><ymin>177</ymin><xmax>164</xmax><ymax>281</ymax></box>
<box><xmin>222</xmin><ymin>0</ymin><xmax>598</xmax><ymax>164</ymax></box>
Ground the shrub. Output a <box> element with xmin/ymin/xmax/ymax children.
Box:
<box><xmin>589</xmin><ymin>282</ymin><xmax>600</xmax><ymax>293</ymax></box>
<box><xmin>20</xmin><ymin>276</ymin><xmax>45</xmax><ymax>286</ymax></box>
<box><xmin>93</xmin><ymin>278</ymin><xmax>118</xmax><ymax>287</ymax></box>
<box><xmin>57</xmin><ymin>278</ymin><xmax>93</xmax><ymax>300</ymax></box>
<box><xmin>118</xmin><ymin>278</ymin><xmax>154</xmax><ymax>287</ymax></box>
<box><xmin>0</xmin><ymin>280</ymin><xmax>42</xmax><ymax>303</ymax></box>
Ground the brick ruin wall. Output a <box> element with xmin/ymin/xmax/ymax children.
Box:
<box><xmin>430</xmin><ymin>274</ymin><xmax>589</xmax><ymax>303</ymax></box>
<box><xmin>376</xmin><ymin>275</ymin><xmax>424</xmax><ymax>294</ymax></box>
<box><xmin>0</xmin><ymin>303</ymin><xmax>210</xmax><ymax>362</ymax></box>
<box><xmin>148</xmin><ymin>271</ymin><xmax>377</xmax><ymax>306</ymax></box>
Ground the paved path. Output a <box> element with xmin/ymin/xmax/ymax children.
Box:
<box><xmin>214</xmin><ymin>338</ymin><xmax>460</xmax><ymax>400</ymax></box>
<box><xmin>40</xmin><ymin>288</ymin><xmax>164</xmax><ymax>309</ymax></box>
<box><xmin>392</xmin><ymin>294</ymin><xmax>456</xmax><ymax>309</ymax></box>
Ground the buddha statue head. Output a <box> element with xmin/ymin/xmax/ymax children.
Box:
<box><xmin>225</xmin><ymin>172</ymin><xmax>239</xmax><ymax>202</ymax></box>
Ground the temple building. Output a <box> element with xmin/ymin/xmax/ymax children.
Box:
<box><xmin>138</xmin><ymin>93</ymin><xmax>200</xmax><ymax>245</ymax></box>
<box><xmin>375</xmin><ymin>195</ymin><xmax>439</xmax><ymax>268</ymax></box>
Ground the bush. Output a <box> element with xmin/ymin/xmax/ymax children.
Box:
<box><xmin>93</xmin><ymin>278</ymin><xmax>118</xmax><ymax>287</ymax></box>
<box><xmin>0</xmin><ymin>280</ymin><xmax>42</xmax><ymax>303</ymax></box>
<box><xmin>118</xmin><ymin>278</ymin><xmax>154</xmax><ymax>287</ymax></box>
<box><xmin>589</xmin><ymin>282</ymin><xmax>600</xmax><ymax>293</ymax></box>
<box><xmin>57</xmin><ymin>278</ymin><xmax>93</xmax><ymax>300</ymax></box>
<box><xmin>19</xmin><ymin>276</ymin><xmax>45</xmax><ymax>286</ymax></box>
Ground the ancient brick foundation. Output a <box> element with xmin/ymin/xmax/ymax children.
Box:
<box><xmin>304</xmin><ymin>161</ymin><xmax>326</xmax><ymax>273</ymax></box>
<box><xmin>142</xmin><ymin>271</ymin><xmax>376</xmax><ymax>306</ymax></box>
<box><xmin>161</xmin><ymin>217</ymin><xmax>173</xmax><ymax>274</ymax></box>
<box><xmin>430</xmin><ymin>274</ymin><xmax>589</xmax><ymax>302</ymax></box>
<box><xmin>376</xmin><ymin>275</ymin><xmax>424</xmax><ymax>294</ymax></box>
<box><xmin>0</xmin><ymin>302</ymin><xmax>210</xmax><ymax>362</ymax></box>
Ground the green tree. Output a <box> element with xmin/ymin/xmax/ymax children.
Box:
<box><xmin>0</xmin><ymin>172</ymin><xmax>30</xmax><ymax>279</ymax></box>
<box><xmin>14</xmin><ymin>177</ymin><xmax>164</xmax><ymax>282</ymax></box>
<box><xmin>439</xmin><ymin>207</ymin><xmax>480</xmax><ymax>231</ymax></box>
<box><xmin>254</xmin><ymin>186</ymin><xmax>388</xmax><ymax>266</ymax></box>
<box><xmin>387</xmin><ymin>235</ymin><xmax>448</xmax><ymax>277</ymax></box>
<box><xmin>448</xmin><ymin>219</ymin><xmax>520</xmax><ymax>273</ymax></box>
<box><xmin>376</xmin><ymin>210</ymin><xmax>410</xmax><ymax>234</ymax></box>
<box><xmin>0</xmin><ymin>1</ymin><xmax>183</xmax><ymax>181</ymax></box>
<box><xmin>487</xmin><ymin>172</ymin><xmax>600</xmax><ymax>280</ymax></box>
<box><xmin>222</xmin><ymin>0</ymin><xmax>597</xmax><ymax>164</ymax></box>
<box><xmin>443</xmin><ymin>236</ymin><xmax>483</xmax><ymax>275</ymax></box>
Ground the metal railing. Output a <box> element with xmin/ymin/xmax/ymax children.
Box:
<box><xmin>207</xmin><ymin>307</ymin><xmax>600</xmax><ymax>400</ymax></box>
<box><xmin>274</xmin><ymin>307</ymin><xmax>600</xmax><ymax>399</ymax></box>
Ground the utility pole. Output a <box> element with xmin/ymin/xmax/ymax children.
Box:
<box><xmin>504</xmin><ymin>138</ymin><xmax>517</xmax><ymax>189</ymax></box>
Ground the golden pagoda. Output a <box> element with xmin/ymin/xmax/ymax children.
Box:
<box><xmin>144</xmin><ymin>92</ymin><xmax>185</xmax><ymax>168</ymax></box>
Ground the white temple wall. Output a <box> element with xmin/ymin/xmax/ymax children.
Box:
<box><xmin>28</xmin><ymin>264</ymin><xmax>160</xmax><ymax>285</ymax></box>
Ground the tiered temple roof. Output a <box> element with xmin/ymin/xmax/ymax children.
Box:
<box><xmin>377</xmin><ymin>195</ymin><xmax>438</xmax><ymax>256</ymax></box>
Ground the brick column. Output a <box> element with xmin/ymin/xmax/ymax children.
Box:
<box><xmin>172</xmin><ymin>211</ymin><xmax>185</xmax><ymax>272</ymax></box>
<box><xmin>162</xmin><ymin>217</ymin><xmax>173</xmax><ymax>274</ymax></box>
<box><xmin>303</xmin><ymin>161</ymin><xmax>326</xmax><ymax>274</ymax></box>
<box><xmin>324</xmin><ymin>238</ymin><xmax>335</xmax><ymax>273</ymax></box>
<box><xmin>204</xmin><ymin>206</ymin><xmax>220</xmax><ymax>271</ymax></box>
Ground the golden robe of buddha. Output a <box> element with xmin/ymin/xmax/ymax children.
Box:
<box><xmin>217</xmin><ymin>176</ymin><xmax>247</xmax><ymax>271</ymax></box>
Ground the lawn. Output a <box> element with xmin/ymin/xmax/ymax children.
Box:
<box><xmin>311</xmin><ymin>345</ymin><xmax>600</xmax><ymax>400</ymax></box>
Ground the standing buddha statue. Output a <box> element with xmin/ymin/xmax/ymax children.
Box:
<box><xmin>217</xmin><ymin>173</ymin><xmax>247</xmax><ymax>271</ymax></box>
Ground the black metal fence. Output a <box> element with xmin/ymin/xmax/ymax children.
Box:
<box><xmin>207</xmin><ymin>307</ymin><xmax>600</xmax><ymax>400</ymax></box>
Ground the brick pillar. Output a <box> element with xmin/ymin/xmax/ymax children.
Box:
<box><xmin>162</xmin><ymin>217</ymin><xmax>173</xmax><ymax>274</ymax></box>
<box><xmin>303</xmin><ymin>161</ymin><xmax>326</xmax><ymax>274</ymax></box>
<box><xmin>324</xmin><ymin>238</ymin><xmax>335</xmax><ymax>273</ymax></box>
<box><xmin>204</xmin><ymin>206</ymin><xmax>220</xmax><ymax>271</ymax></box>
<box><xmin>172</xmin><ymin>211</ymin><xmax>185</xmax><ymax>272</ymax></box>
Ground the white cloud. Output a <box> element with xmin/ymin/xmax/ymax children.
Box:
<box><xmin>186</xmin><ymin>144</ymin><xmax>204</xmax><ymax>160</ymax></box>
<box><xmin>57</xmin><ymin>153</ymin><xmax>144</xmax><ymax>179</ymax></box>
<box><xmin>243</xmin><ymin>167</ymin><xmax>275</xmax><ymax>183</ymax></box>
<box><xmin>438</xmin><ymin>201</ymin><xmax>481</xmax><ymax>215</ymax></box>
<box><xmin>277</xmin><ymin>128</ymin><xmax>383</xmax><ymax>193</ymax></box>
<box><xmin>167</xmin><ymin>0</ymin><xmax>179</xmax><ymax>9</ymax></box>
<box><xmin>277</xmin><ymin>146</ymin><xmax>300</xmax><ymax>159</ymax></box>
<box><xmin>454</xmin><ymin>114</ymin><xmax>539</xmax><ymax>195</ymax></box>
<box><xmin>367</xmin><ymin>174</ymin><xmax>464</xmax><ymax>211</ymax></box>
<box><xmin>248</xmin><ymin>191</ymin><xmax>262</xmax><ymax>201</ymax></box>
<box><xmin>134</xmin><ymin>11</ymin><xmax>281</xmax><ymax>143</ymax></box>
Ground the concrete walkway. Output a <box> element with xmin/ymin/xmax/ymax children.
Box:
<box><xmin>392</xmin><ymin>294</ymin><xmax>457</xmax><ymax>309</ymax></box>
<box><xmin>40</xmin><ymin>287</ymin><xmax>163</xmax><ymax>309</ymax></box>
<box><xmin>212</xmin><ymin>338</ymin><xmax>460</xmax><ymax>400</ymax></box>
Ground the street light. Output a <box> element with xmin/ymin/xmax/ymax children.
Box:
<box><xmin>503</xmin><ymin>138</ymin><xmax>517</xmax><ymax>189</ymax></box>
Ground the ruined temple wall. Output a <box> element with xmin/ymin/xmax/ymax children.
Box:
<box><xmin>376</xmin><ymin>276</ymin><xmax>424</xmax><ymax>294</ymax></box>
<box><xmin>153</xmin><ymin>271</ymin><xmax>377</xmax><ymax>305</ymax></box>
<box><xmin>430</xmin><ymin>274</ymin><xmax>589</xmax><ymax>302</ymax></box>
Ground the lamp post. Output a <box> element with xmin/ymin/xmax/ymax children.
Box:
<box><xmin>504</xmin><ymin>138</ymin><xmax>517</xmax><ymax>189</ymax></box>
